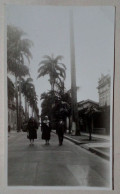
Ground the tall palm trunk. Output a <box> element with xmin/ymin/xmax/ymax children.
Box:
<box><xmin>51</xmin><ymin>80</ymin><xmax>55</xmax><ymax>91</ymax></box>
<box><xmin>15</xmin><ymin>76</ymin><xmax>19</xmax><ymax>131</ymax></box>
<box><xmin>51</xmin><ymin>81</ymin><xmax>55</xmax><ymax>128</ymax></box>
<box><xmin>27</xmin><ymin>103</ymin><xmax>29</xmax><ymax>118</ymax></box>
<box><xmin>18</xmin><ymin>77</ymin><xmax>22</xmax><ymax>131</ymax></box>
<box><xmin>25</xmin><ymin>96</ymin><xmax>28</xmax><ymax>120</ymax></box>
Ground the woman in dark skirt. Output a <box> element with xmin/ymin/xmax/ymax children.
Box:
<box><xmin>27</xmin><ymin>117</ymin><xmax>38</xmax><ymax>144</ymax></box>
<box><xmin>41</xmin><ymin>116</ymin><xmax>51</xmax><ymax>145</ymax></box>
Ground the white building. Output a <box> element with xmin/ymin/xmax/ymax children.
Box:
<box><xmin>97</xmin><ymin>74</ymin><xmax>111</xmax><ymax>107</ymax></box>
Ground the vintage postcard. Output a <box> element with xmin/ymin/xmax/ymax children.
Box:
<box><xmin>0</xmin><ymin>0</ymin><xmax>120</xmax><ymax>194</ymax></box>
<box><xmin>6</xmin><ymin>4</ymin><xmax>114</xmax><ymax>188</ymax></box>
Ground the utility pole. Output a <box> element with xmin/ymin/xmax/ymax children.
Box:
<box><xmin>69</xmin><ymin>10</ymin><xmax>80</xmax><ymax>135</ymax></box>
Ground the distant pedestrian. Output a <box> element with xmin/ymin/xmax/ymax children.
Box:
<box><xmin>41</xmin><ymin>116</ymin><xmax>51</xmax><ymax>145</ymax></box>
<box><xmin>27</xmin><ymin>117</ymin><xmax>38</xmax><ymax>144</ymax></box>
<box><xmin>56</xmin><ymin>119</ymin><xmax>65</xmax><ymax>146</ymax></box>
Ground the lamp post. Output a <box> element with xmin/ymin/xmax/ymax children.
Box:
<box><xmin>69</xmin><ymin>10</ymin><xmax>80</xmax><ymax>135</ymax></box>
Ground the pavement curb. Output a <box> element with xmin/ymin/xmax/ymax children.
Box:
<box><xmin>64</xmin><ymin>134</ymin><xmax>110</xmax><ymax>161</ymax></box>
<box><xmin>64</xmin><ymin>135</ymin><xmax>84</xmax><ymax>145</ymax></box>
<box><xmin>88</xmin><ymin>147</ymin><xmax>110</xmax><ymax>160</ymax></box>
<box><xmin>81</xmin><ymin>133</ymin><xmax>109</xmax><ymax>142</ymax></box>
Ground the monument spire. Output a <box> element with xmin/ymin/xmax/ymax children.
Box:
<box><xmin>69</xmin><ymin>10</ymin><xmax>80</xmax><ymax>135</ymax></box>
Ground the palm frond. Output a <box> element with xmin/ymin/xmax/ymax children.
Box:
<box><xmin>55</xmin><ymin>64</ymin><xmax>66</xmax><ymax>73</ymax></box>
<box><xmin>58</xmin><ymin>63</ymin><xmax>66</xmax><ymax>70</ymax></box>
<box><xmin>37</xmin><ymin>68</ymin><xmax>49</xmax><ymax>79</ymax></box>
<box><xmin>54</xmin><ymin>55</ymin><xmax>63</xmax><ymax>62</ymax></box>
<box><xmin>38</xmin><ymin>60</ymin><xmax>50</xmax><ymax>66</ymax></box>
<box><xmin>43</xmin><ymin>55</ymin><xmax>52</xmax><ymax>61</ymax></box>
<box><xmin>26</xmin><ymin>77</ymin><xmax>33</xmax><ymax>83</ymax></box>
<box><xmin>7</xmin><ymin>25</ymin><xmax>33</xmax><ymax>76</ymax></box>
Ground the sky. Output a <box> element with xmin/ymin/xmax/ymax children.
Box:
<box><xmin>6</xmin><ymin>5</ymin><xmax>115</xmax><ymax>114</ymax></box>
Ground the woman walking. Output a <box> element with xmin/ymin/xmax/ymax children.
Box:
<box><xmin>27</xmin><ymin>117</ymin><xmax>38</xmax><ymax>144</ymax></box>
<box><xmin>41</xmin><ymin>116</ymin><xmax>51</xmax><ymax>145</ymax></box>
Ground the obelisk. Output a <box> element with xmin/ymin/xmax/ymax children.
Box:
<box><xmin>69</xmin><ymin>10</ymin><xmax>80</xmax><ymax>135</ymax></box>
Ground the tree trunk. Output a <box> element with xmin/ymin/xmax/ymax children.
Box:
<box><xmin>25</xmin><ymin>96</ymin><xmax>27</xmax><ymax>120</ymax></box>
<box><xmin>28</xmin><ymin>104</ymin><xmax>29</xmax><ymax>118</ymax></box>
<box><xmin>15</xmin><ymin>76</ymin><xmax>19</xmax><ymax>132</ymax></box>
<box><xmin>91</xmin><ymin>115</ymin><xmax>94</xmax><ymax>133</ymax></box>
<box><xmin>88</xmin><ymin>117</ymin><xmax>92</xmax><ymax>141</ymax></box>
<box><xmin>51</xmin><ymin>81</ymin><xmax>55</xmax><ymax>129</ymax></box>
<box><xmin>18</xmin><ymin>77</ymin><xmax>22</xmax><ymax>131</ymax></box>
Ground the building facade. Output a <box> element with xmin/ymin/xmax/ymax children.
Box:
<box><xmin>77</xmin><ymin>74</ymin><xmax>111</xmax><ymax>135</ymax></box>
<box><xmin>8</xmin><ymin>99</ymin><xmax>17</xmax><ymax>131</ymax></box>
<box><xmin>97</xmin><ymin>74</ymin><xmax>111</xmax><ymax>107</ymax></box>
<box><xmin>78</xmin><ymin>99</ymin><xmax>99</xmax><ymax>112</ymax></box>
<box><xmin>78</xmin><ymin>99</ymin><xmax>103</xmax><ymax>134</ymax></box>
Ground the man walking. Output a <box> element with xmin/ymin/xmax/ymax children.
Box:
<box><xmin>56</xmin><ymin>119</ymin><xmax>65</xmax><ymax>146</ymax></box>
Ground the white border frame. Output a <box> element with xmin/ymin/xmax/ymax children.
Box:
<box><xmin>0</xmin><ymin>0</ymin><xmax>120</xmax><ymax>194</ymax></box>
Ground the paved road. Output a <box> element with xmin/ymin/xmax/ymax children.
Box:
<box><xmin>8</xmin><ymin>129</ymin><xmax>110</xmax><ymax>187</ymax></box>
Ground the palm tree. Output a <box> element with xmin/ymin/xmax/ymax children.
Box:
<box><xmin>7</xmin><ymin>25</ymin><xmax>33</xmax><ymax>72</ymax></box>
<box><xmin>7</xmin><ymin>25</ymin><xmax>32</xmax><ymax>98</ymax></box>
<box><xmin>21</xmin><ymin>77</ymin><xmax>34</xmax><ymax>120</ymax></box>
<box><xmin>30</xmin><ymin>94</ymin><xmax>38</xmax><ymax>118</ymax></box>
<box><xmin>37</xmin><ymin>55</ymin><xmax>66</xmax><ymax>91</ymax></box>
<box><xmin>7</xmin><ymin>25</ymin><xmax>33</xmax><ymax>131</ymax></box>
<box><xmin>40</xmin><ymin>87</ymin><xmax>71</xmax><ymax>129</ymax></box>
<box><xmin>26</xmin><ymin>85</ymin><xmax>38</xmax><ymax>118</ymax></box>
<box><xmin>40</xmin><ymin>92</ymin><xmax>53</xmax><ymax>120</ymax></box>
<box><xmin>85</xmin><ymin>105</ymin><xmax>98</xmax><ymax>140</ymax></box>
<box><xmin>38</xmin><ymin>55</ymin><xmax>66</xmax><ymax>127</ymax></box>
<box><xmin>7</xmin><ymin>77</ymin><xmax>15</xmax><ymax>100</ymax></box>
<box><xmin>7</xmin><ymin>25</ymin><xmax>32</xmax><ymax>86</ymax></box>
<box><xmin>55</xmin><ymin>79</ymin><xmax>65</xmax><ymax>93</ymax></box>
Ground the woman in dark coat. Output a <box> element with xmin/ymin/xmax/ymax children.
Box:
<box><xmin>41</xmin><ymin>116</ymin><xmax>51</xmax><ymax>145</ymax></box>
<box><xmin>27</xmin><ymin>117</ymin><xmax>38</xmax><ymax>144</ymax></box>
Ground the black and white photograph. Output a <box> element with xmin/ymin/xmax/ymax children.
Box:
<box><xmin>7</xmin><ymin>5</ymin><xmax>115</xmax><ymax>189</ymax></box>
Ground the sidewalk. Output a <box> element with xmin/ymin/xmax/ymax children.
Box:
<box><xmin>64</xmin><ymin>132</ymin><xmax>110</xmax><ymax>160</ymax></box>
<box><xmin>8</xmin><ymin>130</ymin><xmax>23</xmax><ymax>139</ymax></box>
<box><xmin>81</xmin><ymin>132</ymin><xmax>110</xmax><ymax>141</ymax></box>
